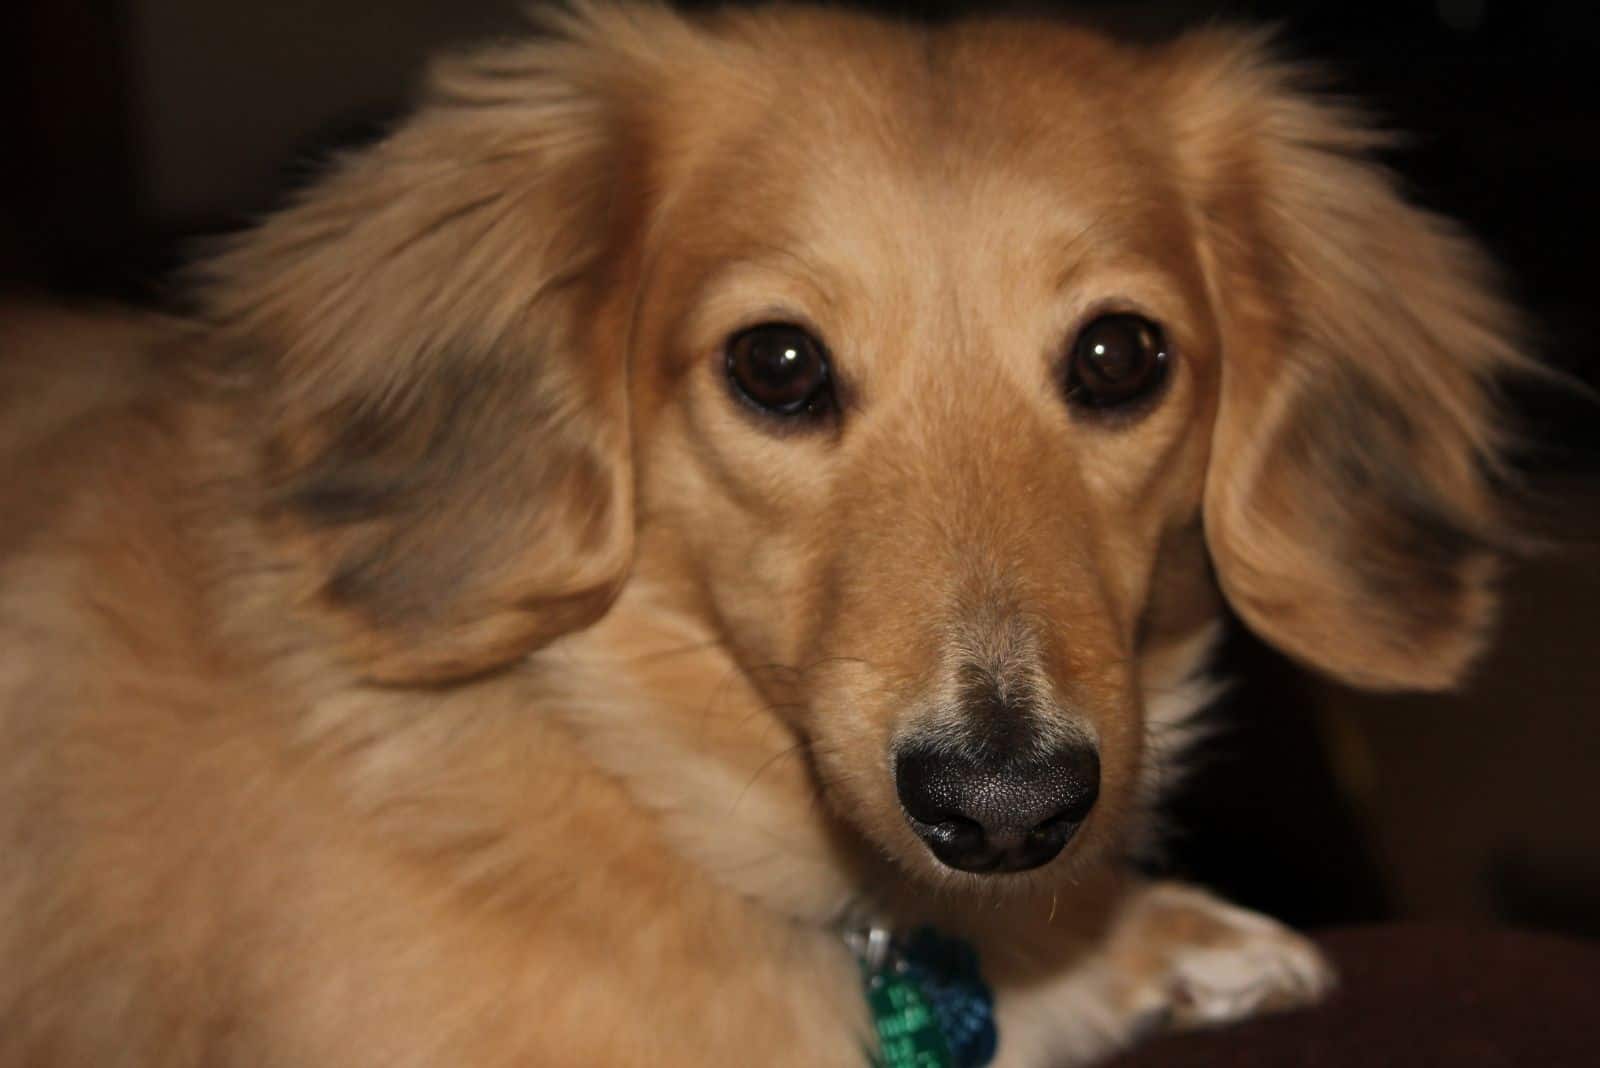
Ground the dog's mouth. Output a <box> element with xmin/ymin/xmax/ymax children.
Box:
<box><xmin>892</xmin><ymin>738</ymin><xmax>1100</xmax><ymax>875</ymax></box>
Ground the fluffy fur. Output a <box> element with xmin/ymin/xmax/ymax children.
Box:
<box><xmin>0</xmin><ymin>3</ymin><xmax>1525</xmax><ymax>1064</ymax></box>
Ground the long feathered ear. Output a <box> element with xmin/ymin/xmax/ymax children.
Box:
<box><xmin>199</xmin><ymin>5</ymin><xmax>686</xmax><ymax>684</ymax></box>
<box><xmin>1166</xmin><ymin>33</ymin><xmax>1532</xmax><ymax>691</ymax></box>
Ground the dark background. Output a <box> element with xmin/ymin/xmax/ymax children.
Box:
<box><xmin>5</xmin><ymin>0</ymin><xmax>1598</xmax><ymax>937</ymax></box>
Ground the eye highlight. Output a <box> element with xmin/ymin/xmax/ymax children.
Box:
<box><xmin>1063</xmin><ymin>314</ymin><xmax>1170</xmax><ymax>411</ymax></box>
<box><xmin>725</xmin><ymin>323</ymin><xmax>834</xmax><ymax>420</ymax></box>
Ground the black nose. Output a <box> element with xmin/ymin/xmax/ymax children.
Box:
<box><xmin>893</xmin><ymin>739</ymin><xmax>1099</xmax><ymax>873</ymax></box>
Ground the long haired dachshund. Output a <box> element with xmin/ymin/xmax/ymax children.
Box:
<box><xmin>0</xmin><ymin>3</ymin><xmax>1526</xmax><ymax>1064</ymax></box>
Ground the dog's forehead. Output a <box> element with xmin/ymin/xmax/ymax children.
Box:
<box><xmin>663</xmin><ymin>16</ymin><xmax>1198</xmax><ymax>311</ymax></box>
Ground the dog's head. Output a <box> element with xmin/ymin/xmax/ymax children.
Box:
<box><xmin>206</xmin><ymin>3</ymin><xmax>1522</xmax><ymax>885</ymax></box>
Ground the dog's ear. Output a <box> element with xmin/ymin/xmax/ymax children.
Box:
<box><xmin>200</xmin><ymin>10</ymin><xmax>686</xmax><ymax>684</ymax></box>
<box><xmin>1168</xmin><ymin>35</ymin><xmax>1530</xmax><ymax>691</ymax></box>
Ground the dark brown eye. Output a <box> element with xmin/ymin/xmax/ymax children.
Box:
<box><xmin>1064</xmin><ymin>314</ymin><xmax>1169</xmax><ymax>410</ymax></box>
<box><xmin>725</xmin><ymin>323</ymin><xmax>833</xmax><ymax>418</ymax></box>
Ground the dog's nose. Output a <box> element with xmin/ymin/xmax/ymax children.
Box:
<box><xmin>893</xmin><ymin>739</ymin><xmax>1099</xmax><ymax>873</ymax></box>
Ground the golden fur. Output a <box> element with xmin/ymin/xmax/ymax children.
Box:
<box><xmin>0</xmin><ymin>3</ymin><xmax>1524</xmax><ymax>1064</ymax></box>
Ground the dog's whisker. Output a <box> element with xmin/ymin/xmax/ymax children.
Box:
<box><xmin>732</xmin><ymin>741</ymin><xmax>808</xmax><ymax>812</ymax></box>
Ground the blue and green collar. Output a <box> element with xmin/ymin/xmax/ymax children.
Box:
<box><xmin>845</xmin><ymin>924</ymin><xmax>997</xmax><ymax>1068</ymax></box>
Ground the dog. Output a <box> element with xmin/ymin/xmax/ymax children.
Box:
<box><xmin>0</xmin><ymin>2</ymin><xmax>1527</xmax><ymax>1064</ymax></box>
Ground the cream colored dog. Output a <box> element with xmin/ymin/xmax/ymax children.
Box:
<box><xmin>0</xmin><ymin>3</ymin><xmax>1523</xmax><ymax>1065</ymax></box>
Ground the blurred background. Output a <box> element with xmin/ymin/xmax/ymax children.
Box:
<box><xmin>5</xmin><ymin>0</ymin><xmax>1598</xmax><ymax>937</ymax></box>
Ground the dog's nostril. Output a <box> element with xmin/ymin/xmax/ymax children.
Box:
<box><xmin>1033</xmin><ymin>808</ymin><xmax>1075</xmax><ymax>838</ymax></box>
<box><xmin>916</xmin><ymin>813</ymin><xmax>987</xmax><ymax>856</ymax></box>
<box><xmin>894</xmin><ymin>740</ymin><xmax>1099</xmax><ymax>874</ymax></box>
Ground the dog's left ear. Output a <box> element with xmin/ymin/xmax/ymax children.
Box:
<box><xmin>1169</xmin><ymin>34</ymin><xmax>1529</xmax><ymax>691</ymax></box>
<box><xmin>200</xmin><ymin>11</ymin><xmax>688</xmax><ymax>684</ymax></box>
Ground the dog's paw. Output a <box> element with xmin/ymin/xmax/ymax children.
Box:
<box><xmin>1111</xmin><ymin>883</ymin><xmax>1335</xmax><ymax>1036</ymax></box>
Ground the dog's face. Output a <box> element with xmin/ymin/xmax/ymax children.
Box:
<box><xmin>627</xmin><ymin>27</ymin><xmax>1223</xmax><ymax>878</ymax></box>
<box><xmin>210</xmin><ymin>5</ymin><xmax>1521</xmax><ymax>886</ymax></box>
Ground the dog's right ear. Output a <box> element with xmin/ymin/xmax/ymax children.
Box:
<box><xmin>200</xmin><ymin>6</ymin><xmax>694</xmax><ymax>684</ymax></box>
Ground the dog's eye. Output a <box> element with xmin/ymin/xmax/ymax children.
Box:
<box><xmin>1064</xmin><ymin>314</ymin><xmax>1169</xmax><ymax>410</ymax></box>
<box><xmin>726</xmin><ymin>323</ymin><xmax>833</xmax><ymax>418</ymax></box>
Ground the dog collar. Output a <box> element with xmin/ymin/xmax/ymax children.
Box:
<box><xmin>845</xmin><ymin>924</ymin><xmax>997</xmax><ymax>1068</ymax></box>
